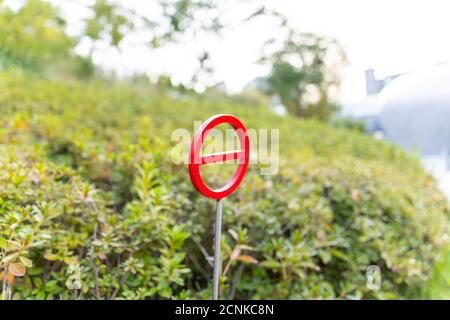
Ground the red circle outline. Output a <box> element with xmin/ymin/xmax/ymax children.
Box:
<box><xmin>188</xmin><ymin>114</ymin><xmax>249</xmax><ymax>199</ymax></box>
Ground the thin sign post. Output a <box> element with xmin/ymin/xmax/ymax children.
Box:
<box><xmin>188</xmin><ymin>114</ymin><xmax>250</xmax><ymax>300</ymax></box>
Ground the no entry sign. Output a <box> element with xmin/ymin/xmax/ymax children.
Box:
<box><xmin>188</xmin><ymin>114</ymin><xmax>250</xmax><ymax>300</ymax></box>
<box><xmin>188</xmin><ymin>114</ymin><xmax>250</xmax><ymax>199</ymax></box>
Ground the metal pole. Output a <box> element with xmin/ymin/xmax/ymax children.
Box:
<box><xmin>212</xmin><ymin>198</ymin><xmax>223</xmax><ymax>300</ymax></box>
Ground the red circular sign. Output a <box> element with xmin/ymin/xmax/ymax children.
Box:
<box><xmin>188</xmin><ymin>114</ymin><xmax>250</xmax><ymax>199</ymax></box>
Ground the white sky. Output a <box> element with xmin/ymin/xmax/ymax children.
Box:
<box><xmin>49</xmin><ymin>0</ymin><xmax>450</xmax><ymax>103</ymax></box>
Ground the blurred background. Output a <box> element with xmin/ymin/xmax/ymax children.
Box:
<box><xmin>6</xmin><ymin>0</ymin><xmax>450</xmax><ymax>196</ymax></box>
<box><xmin>0</xmin><ymin>0</ymin><xmax>449</xmax><ymax>300</ymax></box>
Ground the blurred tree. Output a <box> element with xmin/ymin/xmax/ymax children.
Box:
<box><xmin>80</xmin><ymin>0</ymin><xmax>223</xmax><ymax>85</ymax></box>
<box><xmin>261</xmin><ymin>30</ymin><xmax>347</xmax><ymax>119</ymax></box>
<box><xmin>82</xmin><ymin>0</ymin><xmax>222</xmax><ymax>53</ymax></box>
<box><xmin>160</xmin><ymin>0</ymin><xmax>222</xmax><ymax>43</ymax></box>
<box><xmin>190</xmin><ymin>51</ymin><xmax>215</xmax><ymax>90</ymax></box>
<box><xmin>83</xmin><ymin>0</ymin><xmax>134</xmax><ymax>52</ymax></box>
<box><xmin>0</xmin><ymin>0</ymin><xmax>73</xmax><ymax>70</ymax></box>
<box><xmin>0</xmin><ymin>0</ymin><xmax>222</xmax><ymax>79</ymax></box>
<box><xmin>1</xmin><ymin>0</ymin><xmax>346</xmax><ymax>99</ymax></box>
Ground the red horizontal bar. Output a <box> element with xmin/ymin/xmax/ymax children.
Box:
<box><xmin>200</xmin><ymin>150</ymin><xmax>244</xmax><ymax>165</ymax></box>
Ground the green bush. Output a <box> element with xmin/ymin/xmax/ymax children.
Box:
<box><xmin>0</xmin><ymin>71</ymin><xmax>449</xmax><ymax>299</ymax></box>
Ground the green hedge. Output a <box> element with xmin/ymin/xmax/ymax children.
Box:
<box><xmin>0</xmin><ymin>70</ymin><xmax>449</xmax><ymax>299</ymax></box>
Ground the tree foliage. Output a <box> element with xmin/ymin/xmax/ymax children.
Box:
<box><xmin>262</xmin><ymin>30</ymin><xmax>347</xmax><ymax>119</ymax></box>
<box><xmin>0</xmin><ymin>0</ymin><xmax>222</xmax><ymax>80</ymax></box>
<box><xmin>0</xmin><ymin>0</ymin><xmax>73</xmax><ymax>70</ymax></box>
<box><xmin>82</xmin><ymin>0</ymin><xmax>222</xmax><ymax>52</ymax></box>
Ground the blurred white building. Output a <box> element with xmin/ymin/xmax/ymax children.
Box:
<box><xmin>342</xmin><ymin>63</ymin><xmax>450</xmax><ymax>199</ymax></box>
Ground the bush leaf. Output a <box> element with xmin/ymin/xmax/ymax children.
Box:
<box><xmin>9</xmin><ymin>262</ymin><xmax>26</xmax><ymax>277</ymax></box>
<box><xmin>0</xmin><ymin>237</ymin><xmax>7</xmax><ymax>249</ymax></box>
<box><xmin>19</xmin><ymin>256</ymin><xmax>33</xmax><ymax>268</ymax></box>
<box><xmin>237</xmin><ymin>255</ymin><xmax>258</xmax><ymax>264</ymax></box>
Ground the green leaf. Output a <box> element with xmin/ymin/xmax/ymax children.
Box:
<box><xmin>19</xmin><ymin>256</ymin><xmax>33</xmax><ymax>268</ymax></box>
<box><xmin>0</xmin><ymin>237</ymin><xmax>7</xmax><ymax>249</ymax></box>
<box><xmin>2</xmin><ymin>253</ymin><xmax>18</xmax><ymax>263</ymax></box>
<box><xmin>260</xmin><ymin>260</ymin><xmax>280</xmax><ymax>269</ymax></box>
<box><xmin>330</xmin><ymin>249</ymin><xmax>348</xmax><ymax>262</ymax></box>
<box><xmin>28</xmin><ymin>267</ymin><xmax>44</xmax><ymax>276</ymax></box>
<box><xmin>43</xmin><ymin>251</ymin><xmax>58</xmax><ymax>261</ymax></box>
<box><xmin>318</xmin><ymin>250</ymin><xmax>332</xmax><ymax>264</ymax></box>
<box><xmin>63</xmin><ymin>256</ymin><xmax>78</xmax><ymax>265</ymax></box>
